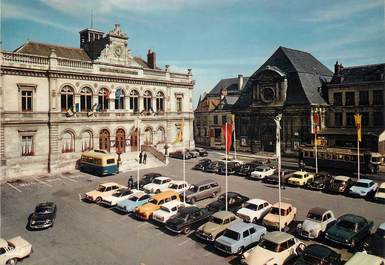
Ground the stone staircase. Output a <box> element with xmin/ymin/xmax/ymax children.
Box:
<box><xmin>118</xmin><ymin>151</ymin><xmax>165</xmax><ymax>173</ymax></box>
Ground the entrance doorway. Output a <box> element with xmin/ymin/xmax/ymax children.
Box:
<box><xmin>131</xmin><ymin>128</ymin><xmax>138</xmax><ymax>152</ymax></box>
<box><xmin>116</xmin><ymin>128</ymin><xmax>126</xmax><ymax>154</ymax></box>
<box><xmin>99</xmin><ymin>129</ymin><xmax>110</xmax><ymax>152</ymax></box>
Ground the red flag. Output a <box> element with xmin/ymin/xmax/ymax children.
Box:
<box><xmin>313</xmin><ymin>113</ymin><xmax>319</xmax><ymax>133</ymax></box>
<box><xmin>222</xmin><ymin>123</ymin><xmax>233</xmax><ymax>154</ymax></box>
<box><xmin>104</xmin><ymin>90</ymin><xmax>111</xmax><ymax>99</ymax></box>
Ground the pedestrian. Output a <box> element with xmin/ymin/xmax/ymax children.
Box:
<box><xmin>139</xmin><ymin>151</ymin><xmax>143</xmax><ymax>164</ymax></box>
<box><xmin>281</xmin><ymin>171</ymin><xmax>286</xmax><ymax>190</ymax></box>
<box><xmin>143</xmin><ymin>152</ymin><xmax>147</xmax><ymax>164</ymax></box>
<box><xmin>128</xmin><ymin>176</ymin><xmax>134</xmax><ymax>189</ymax></box>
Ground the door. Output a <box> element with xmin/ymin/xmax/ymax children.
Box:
<box><xmin>261</xmin><ymin>126</ymin><xmax>275</xmax><ymax>152</ymax></box>
<box><xmin>131</xmin><ymin>128</ymin><xmax>138</xmax><ymax>152</ymax></box>
<box><xmin>99</xmin><ymin>129</ymin><xmax>110</xmax><ymax>152</ymax></box>
<box><xmin>116</xmin><ymin>128</ymin><xmax>126</xmax><ymax>154</ymax></box>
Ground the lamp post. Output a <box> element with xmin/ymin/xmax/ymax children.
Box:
<box><xmin>274</xmin><ymin>113</ymin><xmax>282</xmax><ymax>232</ymax></box>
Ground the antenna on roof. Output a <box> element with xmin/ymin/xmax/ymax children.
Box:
<box><xmin>90</xmin><ymin>8</ymin><xmax>94</xmax><ymax>28</ymax></box>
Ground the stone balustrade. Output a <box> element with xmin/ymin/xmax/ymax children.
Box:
<box><xmin>57</xmin><ymin>58</ymin><xmax>93</xmax><ymax>69</ymax></box>
<box><xmin>2</xmin><ymin>52</ymin><xmax>49</xmax><ymax>65</ymax></box>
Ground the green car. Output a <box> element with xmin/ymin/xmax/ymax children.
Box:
<box><xmin>325</xmin><ymin>214</ymin><xmax>373</xmax><ymax>249</ymax></box>
<box><xmin>293</xmin><ymin>244</ymin><xmax>342</xmax><ymax>265</ymax></box>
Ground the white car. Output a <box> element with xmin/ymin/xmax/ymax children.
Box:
<box><xmin>250</xmin><ymin>166</ymin><xmax>275</xmax><ymax>180</ymax></box>
<box><xmin>167</xmin><ymin>180</ymin><xmax>190</xmax><ymax>194</ymax></box>
<box><xmin>297</xmin><ymin>207</ymin><xmax>336</xmax><ymax>239</ymax></box>
<box><xmin>143</xmin><ymin>176</ymin><xmax>172</xmax><ymax>194</ymax></box>
<box><xmin>100</xmin><ymin>188</ymin><xmax>141</xmax><ymax>206</ymax></box>
<box><xmin>0</xmin><ymin>236</ymin><xmax>32</xmax><ymax>265</ymax></box>
<box><xmin>241</xmin><ymin>231</ymin><xmax>303</xmax><ymax>265</ymax></box>
<box><xmin>237</xmin><ymin>199</ymin><xmax>272</xmax><ymax>223</ymax></box>
<box><xmin>152</xmin><ymin>200</ymin><xmax>189</xmax><ymax>223</ymax></box>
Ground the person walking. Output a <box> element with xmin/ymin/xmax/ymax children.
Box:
<box><xmin>143</xmin><ymin>152</ymin><xmax>147</xmax><ymax>164</ymax></box>
<box><xmin>139</xmin><ymin>151</ymin><xmax>143</xmax><ymax>164</ymax></box>
<box><xmin>128</xmin><ymin>176</ymin><xmax>134</xmax><ymax>189</ymax></box>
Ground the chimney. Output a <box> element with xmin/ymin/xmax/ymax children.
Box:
<box><xmin>147</xmin><ymin>49</ymin><xmax>156</xmax><ymax>69</ymax></box>
<box><xmin>334</xmin><ymin>61</ymin><xmax>340</xmax><ymax>75</ymax></box>
<box><xmin>237</xmin><ymin>74</ymin><xmax>244</xmax><ymax>90</ymax></box>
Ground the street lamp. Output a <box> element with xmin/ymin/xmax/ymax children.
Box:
<box><xmin>274</xmin><ymin>113</ymin><xmax>282</xmax><ymax>232</ymax></box>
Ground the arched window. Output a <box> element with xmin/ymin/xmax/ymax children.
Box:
<box><xmin>157</xmin><ymin>127</ymin><xmax>165</xmax><ymax>144</ymax></box>
<box><xmin>114</xmin><ymin>88</ymin><xmax>125</xmax><ymax>110</ymax></box>
<box><xmin>60</xmin><ymin>86</ymin><xmax>74</xmax><ymax>111</ymax></box>
<box><xmin>144</xmin><ymin>127</ymin><xmax>153</xmax><ymax>145</ymax></box>
<box><xmin>129</xmin><ymin>90</ymin><xmax>139</xmax><ymax>113</ymax></box>
<box><xmin>156</xmin><ymin>91</ymin><xmax>164</xmax><ymax>112</ymax></box>
<box><xmin>98</xmin><ymin>88</ymin><xmax>110</xmax><ymax>111</ymax></box>
<box><xmin>80</xmin><ymin>87</ymin><xmax>93</xmax><ymax>111</ymax></box>
<box><xmin>62</xmin><ymin>131</ymin><xmax>75</xmax><ymax>153</ymax></box>
<box><xmin>81</xmin><ymin>130</ymin><xmax>93</xmax><ymax>151</ymax></box>
<box><xmin>143</xmin><ymin>90</ymin><xmax>152</xmax><ymax>112</ymax></box>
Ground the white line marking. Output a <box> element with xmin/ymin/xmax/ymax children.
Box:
<box><xmin>33</xmin><ymin>177</ymin><xmax>52</xmax><ymax>187</ymax></box>
<box><xmin>61</xmin><ymin>176</ymin><xmax>78</xmax><ymax>182</ymax></box>
<box><xmin>6</xmin><ymin>183</ymin><xmax>22</xmax><ymax>193</ymax></box>
<box><xmin>203</xmin><ymin>252</ymin><xmax>211</xmax><ymax>257</ymax></box>
<box><xmin>177</xmin><ymin>239</ymin><xmax>189</xmax><ymax>247</ymax></box>
<box><xmin>282</xmin><ymin>197</ymin><xmax>292</xmax><ymax>201</ymax></box>
<box><xmin>155</xmin><ymin>231</ymin><xmax>164</xmax><ymax>236</ymax></box>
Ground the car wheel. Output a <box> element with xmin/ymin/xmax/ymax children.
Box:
<box><xmin>183</xmin><ymin>227</ymin><xmax>190</xmax><ymax>234</ymax></box>
<box><xmin>351</xmin><ymin>240</ymin><xmax>356</xmax><ymax>250</ymax></box>
<box><xmin>95</xmin><ymin>197</ymin><xmax>102</xmax><ymax>204</ymax></box>
<box><xmin>237</xmin><ymin>246</ymin><xmax>244</xmax><ymax>255</ymax></box>
<box><xmin>190</xmin><ymin>197</ymin><xmax>196</xmax><ymax>204</ymax></box>
<box><xmin>156</xmin><ymin>189</ymin><xmax>161</xmax><ymax>194</ymax></box>
<box><xmin>253</xmin><ymin>217</ymin><xmax>258</xmax><ymax>224</ymax></box>
<box><xmin>211</xmin><ymin>191</ymin><xmax>217</xmax><ymax>198</ymax></box>
<box><xmin>6</xmin><ymin>258</ymin><xmax>17</xmax><ymax>265</ymax></box>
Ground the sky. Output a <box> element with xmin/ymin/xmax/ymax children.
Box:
<box><xmin>1</xmin><ymin>0</ymin><xmax>384</xmax><ymax>107</ymax></box>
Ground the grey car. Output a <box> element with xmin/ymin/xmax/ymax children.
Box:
<box><xmin>215</xmin><ymin>221</ymin><xmax>266</xmax><ymax>255</ymax></box>
<box><xmin>182</xmin><ymin>180</ymin><xmax>221</xmax><ymax>204</ymax></box>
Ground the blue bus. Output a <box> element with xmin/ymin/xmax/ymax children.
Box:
<box><xmin>79</xmin><ymin>150</ymin><xmax>118</xmax><ymax>176</ymax></box>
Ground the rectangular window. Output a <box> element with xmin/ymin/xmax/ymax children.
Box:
<box><xmin>359</xmin><ymin>91</ymin><xmax>369</xmax><ymax>105</ymax></box>
<box><xmin>346</xmin><ymin>112</ymin><xmax>355</xmax><ymax>127</ymax></box>
<box><xmin>214</xmin><ymin>128</ymin><xmax>221</xmax><ymax>142</ymax></box>
<box><xmin>335</xmin><ymin>112</ymin><xmax>342</xmax><ymax>126</ymax></box>
<box><xmin>21</xmin><ymin>90</ymin><xmax>33</xmax><ymax>111</ymax></box>
<box><xmin>213</xmin><ymin>115</ymin><xmax>218</xmax><ymax>125</ymax></box>
<box><xmin>222</xmin><ymin>115</ymin><xmax>227</xmax><ymax>124</ymax></box>
<box><xmin>361</xmin><ymin>112</ymin><xmax>369</xmax><ymax>126</ymax></box>
<box><xmin>373</xmin><ymin>90</ymin><xmax>384</xmax><ymax>105</ymax></box>
<box><xmin>21</xmin><ymin>136</ymin><xmax>34</xmax><ymax>156</ymax></box>
<box><xmin>345</xmin><ymin>92</ymin><xmax>355</xmax><ymax>106</ymax></box>
<box><xmin>176</xmin><ymin>97</ymin><xmax>183</xmax><ymax>112</ymax></box>
<box><xmin>374</xmin><ymin>112</ymin><xmax>383</xmax><ymax>126</ymax></box>
<box><xmin>334</xmin><ymin>92</ymin><xmax>342</xmax><ymax>106</ymax></box>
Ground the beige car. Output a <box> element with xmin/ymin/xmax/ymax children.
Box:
<box><xmin>82</xmin><ymin>182</ymin><xmax>126</xmax><ymax>203</ymax></box>
<box><xmin>195</xmin><ymin>211</ymin><xmax>240</xmax><ymax>242</ymax></box>
<box><xmin>263</xmin><ymin>202</ymin><xmax>297</xmax><ymax>230</ymax></box>
<box><xmin>0</xmin><ymin>236</ymin><xmax>32</xmax><ymax>265</ymax></box>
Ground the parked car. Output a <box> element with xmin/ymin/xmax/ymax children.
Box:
<box><xmin>325</xmin><ymin>214</ymin><xmax>373</xmax><ymax>249</ymax></box>
<box><xmin>135</xmin><ymin>190</ymin><xmax>180</xmax><ymax>220</ymax></box>
<box><xmin>133</xmin><ymin>172</ymin><xmax>162</xmax><ymax>190</ymax></box>
<box><xmin>195</xmin><ymin>211</ymin><xmax>240</xmax><ymax>242</ymax></box>
<box><xmin>215</xmin><ymin>222</ymin><xmax>266</xmax><ymax>255</ymax></box>
<box><xmin>152</xmin><ymin>200</ymin><xmax>189</xmax><ymax>224</ymax></box>
<box><xmin>349</xmin><ymin>179</ymin><xmax>378</xmax><ymax>198</ymax></box>
<box><xmin>165</xmin><ymin>206</ymin><xmax>211</xmax><ymax>234</ymax></box>
<box><xmin>203</xmin><ymin>161</ymin><xmax>224</xmax><ymax>173</ymax></box>
<box><xmin>288</xmin><ymin>171</ymin><xmax>314</xmax><ymax>187</ymax></box>
<box><xmin>305</xmin><ymin>172</ymin><xmax>333</xmax><ymax>191</ymax></box>
<box><xmin>236</xmin><ymin>199</ymin><xmax>272</xmax><ymax>223</ymax></box>
<box><xmin>186</xmin><ymin>149</ymin><xmax>199</xmax><ymax>158</ymax></box>
<box><xmin>100</xmin><ymin>188</ymin><xmax>140</xmax><ymax>207</ymax></box>
<box><xmin>169</xmin><ymin>150</ymin><xmax>192</xmax><ymax>159</ymax></box>
<box><xmin>194</xmin><ymin>148</ymin><xmax>208</xmax><ymax>157</ymax></box>
<box><xmin>217</xmin><ymin>161</ymin><xmax>243</xmax><ymax>175</ymax></box>
<box><xmin>181</xmin><ymin>179</ymin><xmax>221</xmax><ymax>204</ymax></box>
<box><xmin>293</xmin><ymin>243</ymin><xmax>342</xmax><ymax>265</ymax></box>
<box><xmin>206</xmin><ymin>192</ymin><xmax>249</xmax><ymax>214</ymax></box>
<box><xmin>0</xmin><ymin>236</ymin><xmax>33</xmax><ymax>265</ymax></box>
<box><xmin>241</xmin><ymin>231</ymin><xmax>303</xmax><ymax>265</ymax></box>
<box><xmin>263</xmin><ymin>202</ymin><xmax>297</xmax><ymax>231</ymax></box>
<box><xmin>236</xmin><ymin>163</ymin><xmax>260</xmax><ymax>177</ymax></box>
<box><xmin>264</xmin><ymin>170</ymin><xmax>294</xmax><ymax>185</ymax></box>
<box><xmin>115</xmin><ymin>192</ymin><xmax>151</xmax><ymax>213</ymax></box>
<box><xmin>28</xmin><ymin>202</ymin><xmax>57</xmax><ymax>229</ymax></box>
<box><xmin>344</xmin><ymin>251</ymin><xmax>385</xmax><ymax>265</ymax></box>
<box><xmin>192</xmin><ymin>159</ymin><xmax>211</xmax><ymax>170</ymax></box>
<box><xmin>143</xmin><ymin>176</ymin><xmax>172</xmax><ymax>194</ymax></box>
<box><xmin>249</xmin><ymin>166</ymin><xmax>275</xmax><ymax>180</ymax></box>
<box><xmin>364</xmin><ymin>222</ymin><xmax>385</xmax><ymax>258</ymax></box>
<box><xmin>326</xmin><ymin>175</ymin><xmax>354</xmax><ymax>194</ymax></box>
<box><xmin>374</xmin><ymin>182</ymin><xmax>385</xmax><ymax>203</ymax></box>
<box><xmin>166</xmin><ymin>180</ymin><xmax>190</xmax><ymax>194</ymax></box>
<box><xmin>297</xmin><ymin>207</ymin><xmax>336</xmax><ymax>239</ymax></box>
<box><xmin>82</xmin><ymin>182</ymin><xmax>125</xmax><ymax>203</ymax></box>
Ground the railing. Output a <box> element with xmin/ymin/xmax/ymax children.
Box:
<box><xmin>170</xmin><ymin>73</ymin><xmax>189</xmax><ymax>79</ymax></box>
<box><xmin>143</xmin><ymin>69</ymin><xmax>166</xmax><ymax>77</ymax></box>
<box><xmin>141</xmin><ymin>145</ymin><xmax>167</xmax><ymax>163</ymax></box>
<box><xmin>57</xmin><ymin>58</ymin><xmax>93</xmax><ymax>69</ymax></box>
<box><xmin>2</xmin><ymin>52</ymin><xmax>49</xmax><ymax>65</ymax></box>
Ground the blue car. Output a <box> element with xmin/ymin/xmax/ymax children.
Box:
<box><xmin>215</xmin><ymin>221</ymin><xmax>266</xmax><ymax>255</ymax></box>
<box><xmin>115</xmin><ymin>193</ymin><xmax>151</xmax><ymax>213</ymax></box>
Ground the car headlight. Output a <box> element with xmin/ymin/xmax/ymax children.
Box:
<box><xmin>208</xmin><ymin>234</ymin><xmax>213</xmax><ymax>240</ymax></box>
<box><xmin>297</xmin><ymin>223</ymin><xmax>302</xmax><ymax>229</ymax></box>
<box><xmin>31</xmin><ymin>220</ymin><xmax>36</xmax><ymax>225</ymax></box>
<box><xmin>45</xmin><ymin>219</ymin><xmax>51</xmax><ymax>224</ymax></box>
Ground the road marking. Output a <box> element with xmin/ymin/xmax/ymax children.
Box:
<box><xmin>155</xmin><ymin>231</ymin><xmax>164</xmax><ymax>236</ymax></box>
<box><xmin>61</xmin><ymin>176</ymin><xmax>78</xmax><ymax>182</ymax></box>
<box><xmin>6</xmin><ymin>183</ymin><xmax>22</xmax><ymax>193</ymax></box>
<box><xmin>282</xmin><ymin>197</ymin><xmax>292</xmax><ymax>201</ymax></box>
<box><xmin>203</xmin><ymin>252</ymin><xmax>211</xmax><ymax>257</ymax></box>
<box><xmin>177</xmin><ymin>239</ymin><xmax>189</xmax><ymax>247</ymax></box>
<box><xmin>33</xmin><ymin>177</ymin><xmax>53</xmax><ymax>187</ymax></box>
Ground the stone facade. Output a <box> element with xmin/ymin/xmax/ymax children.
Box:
<box><xmin>0</xmin><ymin>24</ymin><xmax>194</xmax><ymax>180</ymax></box>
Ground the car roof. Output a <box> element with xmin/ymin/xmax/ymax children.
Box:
<box><xmin>257</xmin><ymin>165</ymin><xmax>271</xmax><ymax>170</ymax></box>
<box><xmin>144</xmin><ymin>172</ymin><xmax>161</xmax><ymax>177</ymax></box>
<box><xmin>379</xmin><ymin>182</ymin><xmax>385</xmax><ymax>188</ymax></box>
<box><xmin>151</xmin><ymin>190</ymin><xmax>179</xmax><ymax>200</ymax></box>
<box><xmin>308</xmin><ymin>207</ymin><xmax>328</xmax><ymax>216</ymax></box>
<box><xmin>194</xmin><ymin>179</ymin><xmax>217</xmax><ymax>186</ymax></box>
<box><xmin>304</xmin><ymin>244</ymin><xmax>336</xmax><ymax>258</ymax></box>
<box><xmin>272</xmin><ymin>202</ymin><xmax>292</xmax><ymax>209</ymax></box>
<box><xmin>179</xmin><ymin>206</ymin><xmax>200</xmax><ymax>214</ymax></box>
<box><xmin>37</xmin><ymin>202</ymin><xmax>55</xmax><ymax>208</ymax></box>
<box><xmin>345</xmin><ymin>252</ymin><xmax>385</xmax><ymax>265</ymax></box>
<box><xmin>227</xmin><ymin>221</ymin><xmax>261</xmax><ymax>232</ymax></box>
<box><xmin>340</xmin><ymin>214</ymin><xmax>367</xmax><ymax>223</ymax></box>
<box><xmin>293</xmin><ymin>171</ymin><xmax>309</xmax><ymax>175</ymax></box>
<box><xmin>378</xmin><ymin>222</ymin><xmax>385</xmax><ymax>231</ymax></box>
<box><xmin>221</xmin><ymin>192</ymin><xmax>242</xmax><ymax>198</ymax></box>
<box><xmin>355</xmin><ymin>179</ymin><xmax>372</xmax><ymax>184</ymax></box>
<box><xmin>334</xmin><ymin>175</ymin><xmax>350</xmax><ymax>181</ymax></box>
<box><xmin>161</xmin><ymin>200</ymin><xmax>182</xmax><ymax>208</ymax></box>
<box><xmin>264</xmin><ymin>231</ymin><xmax>294</xmax><ymax>244</ymax></box>
<box><xmin>0</xmin><ymin>238</ymin><xmax>8</xmax><ymax>248</ymax></box>
<box><xmin>155</xmin><ymin>176</ymin><xmax>171</xmax><ymax>181</ymax></box>
<box><xmin>212</xmin><ymin>211</ymin><xmax>235</xmax><ymax>219</ymax></box>
<box><xmin>247</xmin><ymin>198</ymin><xmax>268</xmax><ymax>205</ymax></box>
<box><xmin>99</xmin><ymin>182</ymin><xmax>120</xmax><ymax>187</ymax></box>
<box><xmin>170</xmin><ymin>180</ymin><xmax>187</xmax><ymax>185</ymax></box>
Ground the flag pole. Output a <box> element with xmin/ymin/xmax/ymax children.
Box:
<box><xmin>232</xmin><ymin>115</ymin><xmax>237</xmax><ymax>160</ymax></box>
<box><xmin>357</xmin><ymin>137</ymin><xmax>360</xmax><ymax>180</ymax></box>
<box><xmin>274</xmin><ymin>114</ymin><xmax>282</xmax><ymax>232</ymax></box>
<box><xmin>225</xmin><ymin>122</ymin><xmax>228</xmax><ymax>212</ymax></box>
<box><xmin>354</xmin><ymin>113</ymin><xmax>361</xmax><ymax>180</ymax></box>
<box><xmin>182</xmin><ymin>119</ymin><xmax>186</xmax><ymax>203</ymax></box>
<box><xmin>137</xmin><ymin>118</ymin><xmax>141</xmax><ymax>190</ymax></box>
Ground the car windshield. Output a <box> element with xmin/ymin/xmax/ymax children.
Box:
<box><xmin>160</xmin><ymin>206</ymin><xmax>171</xmax><ymax>212</ymax></box>
<box><xmin>307</xmin><ymin>212</ymin><xmax>322</xmax><ymax>221</ymax></box>
<box><xmin>270</xmin><ymin>207</ymin><xmax>286</xmax><ymax>216</ymax></box>
<box><xmin>169</xmin><ymin>184</ymin><xmax>179</xmax><ymax>189</ymax></box>
<box><xmin>293</xmin><ymin>174</ymin><xmax>304</xmax><ymax>179</ymax></box>
<box><xmin>259</xmin><ymin>239</ymin><xmax>279</xmax><ymax>252</ymax></box>
<box><xmin>178</xmin><ymin>211</ymin><xmax>190</xmax><ymax>220</ymax></box>
<box><xmin>36</xmin><ymin>207</ymin><xmax>53</xmax><ymax>214</ymax></box>
<box><xmin>189</xmin><ymin>185</ymin><xmax>198</xmax><ymax>193</ymax></box>
<box><xmin>255</xmin><ymin>168</ymin><xmax>264</xmax><ymax>172</ymax></box>
<box><xmin>378</xmin><ymin>188</ymin><xmax>385</xmax><ymax>193</ymax></box>
<box><xmin>333</xmin><ymin>180</ymin><xmax>344</xmax><ymax>185</ymax></box>
<box><xmin>223</xmin><ymin>230</ymin><xmax>240</xmax><ymax>240</ymax></box>
<box><xmin>153</xmin><ymin>179</ymin><xmax>162</xmax><ymax>185</ymax></box>
<box><xmin>302</xmin><ymin>251</ymin><xmax>323</xmax><ymax>263</ymax></box>
<box><xmin>112</xmin><ymin>189</ymin><xmax>130</xmax><ymax>197</ymax></box>
<box><xmin>375</xmin><ymin>228</ymin><xmax>385</xmax><ymax>237</ymax></box>
<box><xmin>245</xmin><ymin>203</ymin><xmax>259</xmax><ymax>211</ymax></box>
<box><xmin>218</xmin><ymin>195</ymin><xmax>226</xmax><ymax>201</ymax></box>
<box><xmin>337</xmin><ymin>220</ymin><xmax>356</xmax><ymax>231</ymax></box>
<box><xmin>354</xmin><ymin>182</ymin><xmax>370</xmax><ymax>188</ymax></box>
<box><xmin>210</xmin><ymin>216</ymin><xmax>223</xmax><ymax>224</ymax></box>
<box><xmin>129</xmin><ymin>196</ymin><xmax>139</xmax><ymax>201</ymax></box>
<box><xmin>96</xmin><ymin>185</ymin><xmax>106</xmax><ymax>192</ymax></box>
<box><xmin>148</xmin><ymin>199</ymin><xmax>158</xmax><ymax>204</ymax></box>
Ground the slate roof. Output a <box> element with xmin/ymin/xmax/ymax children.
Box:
<box><xmin>234</xmin><ymin>46</ymin><xmax>333</xmax><ymax>109</ymax></box>
<box><xmin>330</xmin><ymin>63</ymin><xmax>384</xmax><ymax>85</ymax></box>
<box><xmin>214</xmin><ymin>95</ymin><xmax>240</xmax><ymax>111</ymax></box>
<box><xmin>14</xmin><ymin>41</ymin><xmax>91</xmax><ymax>61</ymax></box>
<box><xmin>209</xmin><ymin>76</ymin><xmax>249</xmax><ymax>95</ymax></box>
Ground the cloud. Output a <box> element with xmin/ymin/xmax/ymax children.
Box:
<box><xmin>301</xmin><ymin>0</ymin><xmax>383</xmax><ymax>22</ymax></box>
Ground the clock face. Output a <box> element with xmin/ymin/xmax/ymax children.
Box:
<box><xmin>114</xmin><ymin>46</ymin><xmax>123</xmax><ymax>57</ymax></box>
<box><xmin>261</xmin><ymin>87</ymin><xmax>275</xmax><ymax>103</ymax></box>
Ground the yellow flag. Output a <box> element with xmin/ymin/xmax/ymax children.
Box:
<box><xmin>354</xmin><ymin>114</ymin><xmax>362</xmax><ymax>142</ymax></box>
<box><xmin>231</xmin><ymin>114</ymin><xmax>235</xmax><ymax>128</ymax></box>
<box><xmin>173</xmin><ymin>119</ymin><xmax>184</xmax><ymax>144</ymax></box>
